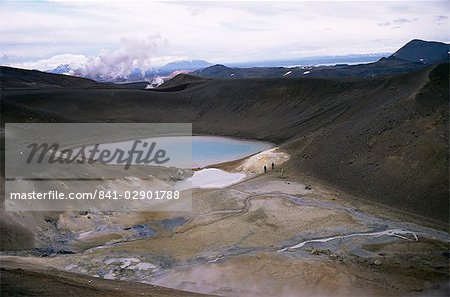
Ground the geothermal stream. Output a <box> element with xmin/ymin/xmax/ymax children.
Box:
<box><xmin>278</xmin><ymin>229</ymin><xmax>419</xmax><ymax>252</ymax></box>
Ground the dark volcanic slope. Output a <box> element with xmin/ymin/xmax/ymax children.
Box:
<box><xmin>1</xmin><ymin>65</ymin><xmax>449</xmax><ymax>223</ymax></box>
<box><xmin>0</xmin><ymin>259</ymin><xmax>205</xmax><ymax>297</ymax></box>
<box><xmin>0</xmin><ymin>66</ymin><xmax>104</xmax><ymax>90</ymax></box>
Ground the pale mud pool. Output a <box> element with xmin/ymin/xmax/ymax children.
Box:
<box><xmin>175</xmin><ymin>168</ymin><xmax>246</xmax><ymax>190</ymax></box>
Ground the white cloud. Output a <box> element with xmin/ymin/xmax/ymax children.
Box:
<box><xmin>74</xmin><ymin>36</ymin><xmax>162</xmax><ymax>79</ymax></box>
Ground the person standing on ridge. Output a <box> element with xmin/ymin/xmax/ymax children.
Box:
<box><xmin>271</xmin><ymin>162</ymin><xmax>275</xmax><ymax>170</ymax></box>
<box><xmin>264</xmin><ymin>165</ymin><xmax>267</xmax><ymax>173</ymax></box>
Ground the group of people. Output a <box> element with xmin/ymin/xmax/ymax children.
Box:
<box><xmin>263</xmin><ymin>162</ymin><xmax>275</xmax><ymax>173</ymax></box>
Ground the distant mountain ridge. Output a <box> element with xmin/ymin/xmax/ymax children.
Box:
<box><xmin>392</xmin><ymin>39</ymin><xmax>449</xmax><ymax>63</ymax></box>
<box><xmin>192</xmin><ymin>39</ymin><xmax>449</xmax><ymax>79</ymax></box>
<box><xmin>227</xmin><ymin>53</ymin><xmax>389</xmax><ymax>68</ymax></box>
<box><xmin>49</xmin><ymin>64</ymin><xmax>72</xmax><ymax>75</ymax></box>
<box><xmin>159</xmin><ymin>59</ymin><xmax>213</xmax><ymax>72</ymax></box>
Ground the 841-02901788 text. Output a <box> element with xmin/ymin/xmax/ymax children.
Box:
<box><xmin>97</xmin><ymin>190</ymin><xmax>180</xmax><ymax>200</ymax></box>
<box><xmin>9</xmin><ymin>190</ymin><xmax>181</xmax><ymax>200</ymax></box>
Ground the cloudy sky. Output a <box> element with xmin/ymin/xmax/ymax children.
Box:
<box><xmin>0</xmin><ymin>0</ymin><xmax>448</xmax><ymax>76</ymax></box>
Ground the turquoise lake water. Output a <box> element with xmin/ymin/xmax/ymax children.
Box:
<box><xmin>190</xmin><ymin>136</ymin><xmax>272</xmax><ymax>168</ymax></box>
<box><xmin>84</xmin><ymin>136</ymin><xmax>272</xmax><ymax>168</ymax></box>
